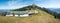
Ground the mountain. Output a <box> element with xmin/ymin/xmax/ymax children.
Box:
<box><xmin>51</xmin><ymin>9</ymin><xmax>60</xmax><ymax>12</ymax></box>
<box><xmin>47</xmin><ymin>8</ymin><xmax>60</xmax><ymax>13</ymax></box>
<box><xmin>13</xmin><ymin>4</ymin><xmax>42</xmax><ymax>11</ymax></box>
<box><xmin>0</xmin><ymin>9</ymin><xmax>59</xmax><ymax>23</ymax></box>
<box><xmin>0</xmin><ymin>9</ymin><xmax>10</xmax><ymax>13</ymax></box>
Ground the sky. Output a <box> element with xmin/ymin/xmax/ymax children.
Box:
<box><xmin>0</xmin><ymin>0</ymin><xmax>60</xmax><ymax>9</ymax></box>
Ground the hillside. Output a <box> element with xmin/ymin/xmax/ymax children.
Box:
<box><xmin>0</xmin><ymin>10</ymin><xmax>60</xmax><ymax>23</ymax></box>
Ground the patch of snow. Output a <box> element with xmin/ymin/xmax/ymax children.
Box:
<box><xmin>6</xmin><ymin>15</ymin><xmax>13</xmax><ymax>16</ymax></box>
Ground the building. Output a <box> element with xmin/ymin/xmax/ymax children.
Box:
<box><xmin>6</xmin><ymin>11</ymin><xmax>29</xmax><ymax>17</ymax></box>
<box><xmin>6</xmin><ymin>10</ymin><xmax>38</xmax><ymax>17</ymax></box>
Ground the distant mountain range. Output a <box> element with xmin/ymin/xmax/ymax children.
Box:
<box><xmin>0</xmin><ymin>9</ymin><xmax>10</xmax><ymax>13</ymax></box>
<box><xmin>48</xmin><ymin>8</ymin><xmax>60</xmax><ymax>13</ymax></box>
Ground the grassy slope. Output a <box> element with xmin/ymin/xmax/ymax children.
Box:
<box><xmin>0</xmin><ymin>10</ymin><xmax>60</xmax><ymax>23</ymax></box>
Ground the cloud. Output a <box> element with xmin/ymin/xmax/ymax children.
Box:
<box><xmin>37</xmin><ymin>3</ymin><xmax>60</xmax><ymax>8</ymax></box>
<box><xmin>0</xmin><ymin>0</ymin><xmax>60</xmax><ymax>10</ymax></box>
<box><xmin>7</xmin><ymin>0</ymin><xmax>24</xmax><ymax>9</ymax></box>
<box><xmin>36</xmin><ymin>0</ymin><xmax>60</xmax><ymax>8</ymax></box>
<box><xmin>34</xmin><ymin>0</ymin><xmax>41</xmax><ymax>1</ymax></box>
<box><xmin>8</xmin><ymin>0</ymin><xmax>19</xmax><ymax>7</ymax></box>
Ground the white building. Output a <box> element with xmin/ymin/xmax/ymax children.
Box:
<box><xmin>6</xmin><ymin>11</ymin><xmax>29</xmax><ymax>17</ymax></box>
<box><xmin>6</xmin><ymin>10</ymin><xmax>38</xmax><ymax>17</ymax></box>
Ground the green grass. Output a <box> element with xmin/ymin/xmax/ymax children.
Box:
<box><xmin>0</xmin><ymin>10</ymin><xmax>60</xmax><ymax>23</ymax></box>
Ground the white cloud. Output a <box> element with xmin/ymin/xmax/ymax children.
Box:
<box><xmin>8</xmin><ymin>0</ymin><xmax>19</xmax><ymax>7</ymax></box>
<box><xmin>37</xmin><ymin>3</ymin><xmax>60</xmax><ymax>8</ymax></box>
<box><xmin>36</xmin><ymin>0</ymin><xmax>60</xmax><ymax>8</ymax></box>
<box><xmin>34</xmin><ymin>0</ymin><xmax>41</xmax><ymax>1</ymax></box>
<box><xmin>7</xmin><ymin>0</ymin><xmax>30</xmax><ymax>9</ymax></box>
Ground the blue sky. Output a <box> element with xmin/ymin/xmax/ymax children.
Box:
<box><xmin>0</xmin><ymin>0</ymin><xmax>60</xmax><ymax>9</ymax></box>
